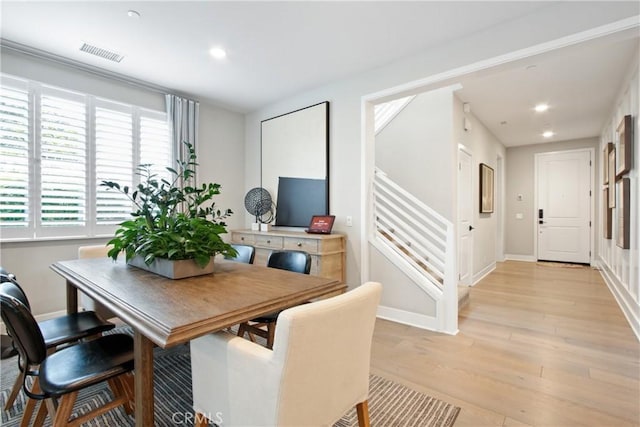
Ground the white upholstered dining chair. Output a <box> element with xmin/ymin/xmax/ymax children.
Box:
<box><xmin>190</xmin><ymin>281</ymin><xmax>382</xmax><ymax>427</ymax></box>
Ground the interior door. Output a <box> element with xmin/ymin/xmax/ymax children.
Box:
<box><xmin>537</xmin><ymin>150</ymin><xmax>591</xmax><ymax>263</ymax></box>
<box><xmin>458</xmin><ymin>149</ymin><xmax>473</xmax><ymax>285</ymax></box>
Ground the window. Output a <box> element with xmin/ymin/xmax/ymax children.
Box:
<box><xmin>40</xmin><ymin>89</ymin><xmax>87</xmax><ymax>232</ymax></box>
<box><xmin>0</xmin><ymin>75</ymin><xmax>172</xmax><ymax>241</ymax></box>
<box><xmin>374</xmin><ymin>95</ymin><xmax>415</xmax><ymax>134</ymax></box>
<box><xmin>0</xmin><ymin>79</ymin><xmax>30</xmax><ymax>230</ymax></box>
<box><xmin>95</xmin><ymin>102</ymin><xmax>133</xmax><ymax>229</ymax></box>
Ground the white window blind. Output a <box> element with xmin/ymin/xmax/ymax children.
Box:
<box><xmin>0</xmin><ymin>81</ymin><xmax>30</xmax><ymax>230</ymax></box>
<box><xmin>0</xmin><ymin>75</ymin><xmax>172</xmax><ymax>241</ymax></box>
<box><xmin>40</xmin><ymin>92</ymin><xmax>87</xmax><ymax>229</ymax></box>
<box><xmin>95</xmin><ymin>104</ymin><xmax>133</xmax><ymax>225</ymax></box>
<box><xmin>140</xmin><ymin>111</ymin><xmax>171</xmax><ymax>183</ymax></box>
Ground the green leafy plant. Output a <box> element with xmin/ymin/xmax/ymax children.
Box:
<box><xmin>102</xmin><ymin>142</ymin><xmax>237</xmax><ymax>268</ymax></box>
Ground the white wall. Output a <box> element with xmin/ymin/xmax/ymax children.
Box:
<box><xmin>0</xmin><ymin>48</ymin><xmax>164</xmax><ymax>111</ymax></box>
<box><xmin>1</xmin><ymin>3</ymin><xmax>637</xmax><ymax>319</ymax></box>
<box><xmin>243</xmin><ymin>3</ymin><xmax>638</xmax><ymax>291</ymax></box>
<box><xmin>453</xmin><ymin>96</ymin><xmax>506</xmax><ymax>282</ymax></box>
<box><xmin>370</xmin><ymin>88</ymin><xmax>508</xmax><ymax>318</ymax></box>
<box><xmin>598</xmin><ymin>49</ymin><xmax>640</xmax><ymax>338</ymax></box>
<box><xmin>376</xmin><ymin>88</ymin><xmax>454</xmax><ymax>218</ymax></box>
<box><xmin>504</xmin><ymin>138</ymin><xmax>599</xmax><ymax>259</ymax></box>
<box><xmin>0</xmin><ymin>50</ymin><xmax>245</xmax><ymax>317</ymax></box>
<box><xmin>197</xmin><ymin>102</ymin><xmax>246</xmax><ymax>232</ymax></box>
<box><xmin>371</xmin><ymin>88</ymin><xmax>455</xmax><ymax>320</ymax></box>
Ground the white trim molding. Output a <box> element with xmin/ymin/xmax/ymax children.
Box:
<box><xmin>504</xmin><ymin>254</ymin><xmax>537</xmax><ymax>262</ymax></box>
<box><xmin>376</xmin><ymin>305</ymin><xmax>458</xmax><ymax>336</ymax></box>
<box><xmin>472</xmin><ymin>262</ymin><xmax>496</xmax><ymax>286</ymax></box>
<box><xmin>597</xmin><ymin>259</ymin><xmax>640</xmax><ymax>341</ymax></box>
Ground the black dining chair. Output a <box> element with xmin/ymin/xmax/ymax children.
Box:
<box><xmin>237</xmin><ymin>250</ymin><xmax>311</xmax><ymax>348</ymax></box>
<box><xmin>0</xmin><ymin>273</ymin><xmax>115</xmax><ymax>411</ymax></box>
<box><xmin>0</xmin><ymin>267</ymin><xmax>19</xmax><ymax>359</ymax></box>
<box><xmin>0</xmin><ymin>266</ymin><xmax>15</xmax><ymax>281</ymax></box>
<box><xmin>0</xmin><ymin>292</ymin><xmax>135</xmax><ymax>426</ymax></box>
<box><xmin>225</xmin><ymin>244</ymin><xmax>256</xmax><ymax>264</ymax></box>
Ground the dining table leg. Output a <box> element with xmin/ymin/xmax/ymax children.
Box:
<box><xmin>65</xmin><ymin>280</ymin><xmax>78</xmax><ymax>314</ymax></box>
<box><xmin>134</xmin><ymin>330</ymin><xmax>155</xmax><ymax>426</ymax></box>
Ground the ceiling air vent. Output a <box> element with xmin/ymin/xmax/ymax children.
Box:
<box><xmin>79</xmin><ymin>42</ymin><xmax>124</xmax><ymax>63</ymax></box>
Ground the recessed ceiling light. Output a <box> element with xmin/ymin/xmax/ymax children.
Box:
<box><xmin>209</xmin><ymin>47</ymin><xmax>227</xmax><ymax>59</ymax></box>
<box><xmin>534</xmin><ymin>103</ymin><xmax>549</xmax><ymax>112</ymax></box>
<box><xmin>127</xmin><ymin>10</ymin><xmax>141</xmax><ymax>18</ymax></box>
<box><xmin>543</xmin><ymin>131</ymin><xmax>554</xmax><ymax>138</ymax></box>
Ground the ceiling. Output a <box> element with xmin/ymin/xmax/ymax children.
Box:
<box><xmin>1</xmin><ymin>1</ymin><xmax>639</xmax><ymax>147</ymax></box>
<box><xmin>455</xmin><ymin>31</ymin><xmax>639</xmax><ymax>146</ymax></box>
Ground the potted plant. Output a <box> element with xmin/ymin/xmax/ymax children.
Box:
<box><xmin>101</xmin><ymin>142</ymin><xmax>237</xmax><ymax>279</ymax></box>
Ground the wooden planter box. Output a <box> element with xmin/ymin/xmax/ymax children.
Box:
<box><xmin>127</xmin><ymin>256</ymin><xmax>214</xmax><ymax>279</ymax></box>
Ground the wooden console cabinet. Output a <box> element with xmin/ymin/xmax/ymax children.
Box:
<box><xmin>230</xmin><ymin>229</ymin><xmax>345</xmax><ymax>282</ymax></box>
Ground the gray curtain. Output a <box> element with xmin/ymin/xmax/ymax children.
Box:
<box><xmin>166</xmin><ymin>94</ymin><xmax>199</xmax><ymax>189</ymax></box>
<box><xmin>166</xmin><ymin>94</ymin><xmax>199</xmax><ymax>167</ymax></box>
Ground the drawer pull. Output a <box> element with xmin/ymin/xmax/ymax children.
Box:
<box><xmin>297</xmin><ymin>242</ymin><xmax>302</xmax><ymax>247</ymax></box>
<box><xmin>241</xmin><ymin>237</ymin><xmax>245</xmax><ymax>241</ymax></box>
<box><xmin>267</xmin><ymin>240</ymin><xmax>271</xmax><ymax>244</ymax></box>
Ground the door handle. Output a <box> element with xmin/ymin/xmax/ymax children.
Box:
<box><xmin>469</xmin><ymin>225</ymin><xmax>474</xmax><ymax>231</ymax></box>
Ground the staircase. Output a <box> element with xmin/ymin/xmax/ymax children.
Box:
<box><xmin>378</xmin><ymin>229</ymin><xmax>469</xmax><ymax>310</ymax></box>
<box><xmin>371</xmin><ymin>168</ymin><xmax>458</xmax><ymax>334</ymax></box>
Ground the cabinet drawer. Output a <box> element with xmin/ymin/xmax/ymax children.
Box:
<box><xmin>255</xmin><ymin>235</ymin><xmax>283</xmax><ymax>249</ymax></box>
<box><xmin>233</xmin><ymin>232</ymin><xmax>255</xmax><ymax>245</ymax></box>
<box><xmin>230</xmin><ymin>229</ymin><xmax>345</xmax><ymax>283</ymax></box>
<box><xmin>283</xmin><ymin>237</ymin><xmax>319</xmax><ymax>253</ymax></box>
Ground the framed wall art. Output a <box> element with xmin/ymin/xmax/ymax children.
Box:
<box><xmin>479</xmin><ymin>163</ymin><xmax>494</xmax><ymax>213</ymax></box>
<box><xmin>616</xmin><ymin>177</ymin><xmax>630</xmax><ymax>249</ymax></box>
<box><xmin>616</xmin><ymin>115</ymin><xmax>632</xmax><ymax>179</ymax></box>
<box><xmin>261</xmin><ymin>101</ymin><xmax>330</xmax><ymax>226</ymax></box>
<box><xmin>603</xmin><ymin>142</ymin><xmax>613</xmax><ymax>184</ymax></box>
<box><xmin>603</xmin><ymin>188</ymin><xmax>612</xmax><ymax>239</ymax></box>
<box><xmin>608</xmin><ymin>147</ymin><xmax>616</xmax><ymax>208</ymax></box>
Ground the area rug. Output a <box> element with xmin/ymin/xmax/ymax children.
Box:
<box><xmin>536</xmin><ymin>261</ymin><xmax>589</xmax><ymax>269</ymax></box>
<box><xmin>1</xmin><ymin>335</ymin><xmax>460</xmax><ymax>427</ymax></box>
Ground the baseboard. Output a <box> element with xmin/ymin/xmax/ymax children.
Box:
<box><xmin>504</xmin><ymin>254</ymin><xmax>536</xmax><ymax>262</ymax></box>
<box><xmin>472</xmin><ymin>262</ymin><xmax>496</xmax><ymax>286</ymax></box>
<box><xmin>377</xmin><ymin>305</ymin><xmax>454</xmax><ymax>334</ymax></box>
<box><xmin>598</xmin><ymin>260</ymin><xmax>640</xmax><ymax>341</ymax></box>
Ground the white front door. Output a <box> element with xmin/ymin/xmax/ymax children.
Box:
<box><xmin>536</xmin><ymin>150</ymin><xmax>592</xmax><ymax>263</ymax></box>
<box><xmin>458</xmin><ymin>149</ymin><xmax>473</xmax><ymax>285</ymax></box>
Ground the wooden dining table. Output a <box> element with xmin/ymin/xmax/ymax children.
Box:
<box><xmin>51</xmin><ymin>257</ymin><xmax>346</xmax><ymax>426</ymax></box>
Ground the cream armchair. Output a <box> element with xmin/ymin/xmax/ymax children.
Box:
<box><xmin>191</xmin><ymin>281</ymin><xmax>382</xmax><ymax>427</ymax></box>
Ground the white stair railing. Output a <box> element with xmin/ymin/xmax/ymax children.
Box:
<box><xmin>371</xmin><ymin>168</ymin><xmax>457</xmax><ymax>333</ymax></box>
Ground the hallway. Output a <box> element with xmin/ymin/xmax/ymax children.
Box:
<box><xmin>370</xmin><ymin>261</ymin><xmax>640</xmax><ymax>426</ymax></box>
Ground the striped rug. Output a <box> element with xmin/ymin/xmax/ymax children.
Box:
<box><xmin>1</xmin><ymin>339</ymin><xmax>459</xmax><ymax>426</ymax></box>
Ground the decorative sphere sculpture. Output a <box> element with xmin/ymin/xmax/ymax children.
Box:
<box><xmin>244</xmin><ymin>188</ymin><xmax>274</xmax><ymax>223</ymax></box>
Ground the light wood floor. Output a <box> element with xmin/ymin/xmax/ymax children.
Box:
<box><xmin>370</xmin><ymin>261</ymin><xmax>640</xmax><ymax>427</ymax></box>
